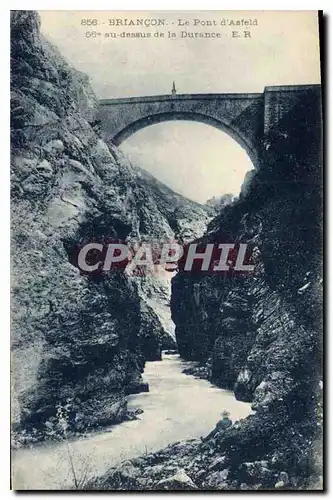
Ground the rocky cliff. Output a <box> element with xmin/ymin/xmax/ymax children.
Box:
<box><xmin>10</xmin><ymin>11</ymin><xmax>210</xmax><ymax>445</ymax></box>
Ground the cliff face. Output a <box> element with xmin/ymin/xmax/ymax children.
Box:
<box><xmin>11</xmin><ymin>11</ymin><xmax>210</xmax><ymax>444</ymax></box>
<box><xmin>169</xmin><ymin>86</ymin><xmax>323</xmax><ymax>486</ymax></box>
<box><xmin>172</xmin><ymin>86</ymin><xmax>322</xmax><ymax>387</ymax></box>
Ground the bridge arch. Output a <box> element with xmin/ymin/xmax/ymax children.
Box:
<box><xmin>110</xmin><ymin>111</ymin><xmax>258</xmax><ymax>167</ymax></box>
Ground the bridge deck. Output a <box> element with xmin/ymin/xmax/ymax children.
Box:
<box><xmin>99</xmin><ymin>85</ymin><xmax>320</xmax><ymax>106</ymax></box>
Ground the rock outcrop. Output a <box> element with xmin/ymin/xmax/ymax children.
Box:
<box><xmin>10</xmin><ymin>11</ymin><xmax>210</xmax><ymax>445</ymax></box>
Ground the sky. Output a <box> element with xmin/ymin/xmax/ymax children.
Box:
<box><xmin>120</xmin><ymin>122</ymin><xmax>254</xmax><ymax>203</ymax></box>
<box><xmin>39</xmin><ymin>11</ymin><xmax>321</xmax><ymax>203</ymax></box>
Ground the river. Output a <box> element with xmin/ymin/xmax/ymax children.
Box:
<box><xmin>12</xmin><ymin>353</ymin><xmax>252</xmax><ymax>490</ymax></box>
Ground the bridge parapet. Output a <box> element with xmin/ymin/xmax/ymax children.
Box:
<box><xmin>99</xmin><ymin>92</ymin><xmax>262</xmax><ymax>106</ymax></box>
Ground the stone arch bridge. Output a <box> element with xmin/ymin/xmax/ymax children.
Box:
<box><xmin>97</xmin><ymin>85</ymin><xmax>321</xmax><ymax>168</ymax></box>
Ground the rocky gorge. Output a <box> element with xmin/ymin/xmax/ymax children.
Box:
<box><xmin>11</xmin><ymin>10</ymin><xmax>323</xmax><ymax>491</ymax></box>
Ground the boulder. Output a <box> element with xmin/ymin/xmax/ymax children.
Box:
<box><xmin>208</xmin><ymin>456</ymin><xmax>228</xmax><ymax>471</ymax></box>
<box><xmin>204</xmin><ymin>469</ymin><xmax>229</xmax><ymax>488</ymax></box>
<box><xmin>155</xmin><ymin>469</ymin><xmax>198</xmax><ymax>490</ymax></box>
